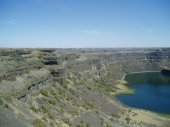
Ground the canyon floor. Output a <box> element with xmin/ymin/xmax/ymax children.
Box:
<box><xmin>0</xmin><ymin>48</ymin><xmax>170</xmax><ymax>127</ymax></box>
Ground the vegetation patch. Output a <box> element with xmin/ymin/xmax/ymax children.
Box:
<box><xmin>0</xmin><ymin>98</ymin><xmax>3</xmax><ymax>106</ymax></box>
<box><xmin>62</xmin><ymin>118</ymin><xmax>72</xmax><ymax>126</ymax></box>
<box><xmin>41</xmin><ymin>105</ymin><xmax>50</xmax><ymax>114</ymax></box>
<box><xmin>111</xmin><ymin>113</ymin><xmax>120</xmax><ymax>119</ymax></box>
<box><xmin>40</xmin><ymin>89</ymin><xmax>49</xmax><ymax>97</ymax></box>
<box><xmin>125</xmin><ymin>117</ymin><xmax>131</xmax><ymax>124</ymax></box>
<box><xmin>149</xmin><ymin>111</ymin><xmax>170</xmax><ymax>118</ymax></box>
<box><xmin>34</xmin><ymin>119</ymin><xmax>45</xmax><ymax>127</ymax></box>
<box><xmin>0</xmin><ymin>92</ymin><xmax>12</xmax><ymax>102</ymax></box>
<box><xmin>30</xmin><ymin>105</ymin><xmax>39</xmax><ymax>112</ymax></box>
<box><xmin>48</xmin><ymin>99</ymin><xmax>56</xmax><ymax>105</ymax></box>
<box><xmin>94</xmin><ymin>79</ymin><xmax>115</xmax><ymax>95</ymax></box>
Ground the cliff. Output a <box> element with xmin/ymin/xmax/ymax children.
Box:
<box><xmin>0</xmin><ymin>48</ymin><xmax>170</xmax><ymax>127</ymax></box>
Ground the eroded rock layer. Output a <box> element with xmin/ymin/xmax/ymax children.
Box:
<box><xmin>0</xmin><ymin>48</ymin><xmax>170</xmax><ymax>127</ymax></box>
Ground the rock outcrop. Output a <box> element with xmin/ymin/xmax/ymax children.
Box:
<box><xmin>0</xmin><ymin>48</ymin><xmax>170</xmax><ymax>127</ymax></box>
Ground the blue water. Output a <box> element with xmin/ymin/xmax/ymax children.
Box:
<box><xmin>116</xmin><ymin>72</ymin><xmax>170</xmax><ymax>114</ymax></box>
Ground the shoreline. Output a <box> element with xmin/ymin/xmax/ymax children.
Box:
<box><xmin>122</xmin><ymin>70</ymin><xmax>160</xmax><ymax>79</ymax></box>
<box><xmin>118</xmin><ymin>70</ymin><xmax>170</xmax><ymax>119</ymax></box>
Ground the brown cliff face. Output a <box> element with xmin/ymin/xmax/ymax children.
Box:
<box><xmin>0</xmin><ymin>48</ymin><xmax>170</xmax><ymax>127</ymax></box>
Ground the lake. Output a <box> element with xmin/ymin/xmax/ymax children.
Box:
<box><xmin>116</xmin><ymin>72</ymin><xmax>170</xmax><ymax>114</ymax></box>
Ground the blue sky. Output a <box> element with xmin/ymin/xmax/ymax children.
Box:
<box><xmin>0</xmin><ymin>0</ymin><xmax>170</xmax><ymax>48</ymax></box>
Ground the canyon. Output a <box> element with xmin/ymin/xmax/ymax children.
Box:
<box><xmin>0</xmin><ymin>48</ymin><xmax>170</xmax><ymax>127</ymax></box>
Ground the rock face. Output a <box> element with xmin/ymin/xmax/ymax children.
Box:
<box><xmin>0</xmin><ymin>48</ymin><xmax>170</xmax><ymax>127</ymax></box>
<box><xmin>161</xmin><ymin>68</ymin><xmax>170</xmax><ymax>75</ymax></box>
<box><xmin>1</xmin><ymin>69</ymin><xmax>52</xmax><ymax>100</ymax></box>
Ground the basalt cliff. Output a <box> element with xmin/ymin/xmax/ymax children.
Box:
<box><xmin>0</xmin><ymin>48</ymin><xmax>170</xmax><ymax>127</ymax></box>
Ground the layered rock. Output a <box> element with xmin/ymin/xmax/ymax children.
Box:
<box><xmin>0</xmin><ymin>48</ymin><xmax>170</xmax><ymax>127</ymax></box>
<box><xmin>0</xmin><ymin>68</ymin><xmax>52</xmax><ymax>100</ymax></box>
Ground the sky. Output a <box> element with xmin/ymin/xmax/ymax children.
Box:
<box><xmin>0</xmin><ymin>0</ymin><xmax>170</xmax><ymax>48</ymax></box>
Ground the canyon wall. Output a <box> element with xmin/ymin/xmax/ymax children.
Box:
<box><xmin>0</xmin><ymin>48</ymin><xmax>170</xmax><ymax>127</ymax></box>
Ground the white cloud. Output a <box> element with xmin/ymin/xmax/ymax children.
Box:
<box><xmin>80</xmin><ymin>30</ymin><xmax>114</xmax><ymax>36</ymax></box>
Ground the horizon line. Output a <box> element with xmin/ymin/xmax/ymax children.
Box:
<box><xmin>0</xmin><ymin>47</ymin><xmax>170</xmax><ymax>49</ymax></box>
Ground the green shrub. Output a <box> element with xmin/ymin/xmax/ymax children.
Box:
<box><xmin>125</xmin><ymin>117</ymin><xmax>131</xmax><ymax>124</ymax></box>
<box><xmin>34</xmin><ymin>119</ymin><xmax>45</xmax><ymax>127</ymax></box>
<box><xmin>69</xmin><ymin>89</ymin><xmax>75</xmax><ymax>95</ymax></box>
<box><xmin>40</xmin><ymin>90</ymin><xmax>49</xmax><ymax>97</ymax></box>
<box><xmin>0</xmin><ymin>98</ymin><xmax>3</xmax><ymax>106</ymax></box>
<box><xmin>101</xmin><ymin>118</ymin><xmax>104</xmax><ymax>125</ymax></box>
<box><xmin>63</xmin><ymin>84</ymin><xmax>69</xmax><ymax>90</ymax></box>
<box><xmin>55</xmin><ymin>95</ymin><xmax>61</xmax><ymax>102</ymax></box>
<box><xmin>87</xmin><ymin>86</ymin><xmax>92</xmax><ymax>91</ymax></box>
<box><xmin>86</xmin><ymin>123</ymin><xmax>90</xmax><ymax>127</ymax></box>
<box><xmin>111</xmin><ymin>113</ymin><xmax>120</xmax><ymax>118</ymax></box>
<box><xmin>62</xmin><ymin>118</ymin><xmax>72</xmax><ymax>126</ymax></box>
<box><xmin>0</xmin><ymin>92</ymin><xmax>11</xmax><ymax>102</ymax></box>
<box><xmin>41</xmin><ymin>105</ymin><xmax>50</xmax><ymax>114</ymax></box>
<box><xmin>84</xmin><ymin>101</ymin><xmax>95</xmax><ymax>109</ymax></box>
<box><xmin>50</xmin><ymin>89</ymin><xmax>56</xmax><ymax>96</ymax></box>
<box><xmin>48</xmin><ymin>99</ymin><xmax>56</xmax><ymax>105</ymax></box>
<box><xmin>30</xmin><ymin>105</ymin><xmax>39</xmax><ymax>112</ymax></box>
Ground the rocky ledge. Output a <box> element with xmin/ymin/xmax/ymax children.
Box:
<box><xmin>0</xmin><ymin>48</ymin><xmax>170</xmax><ymax>127</ymax></box>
